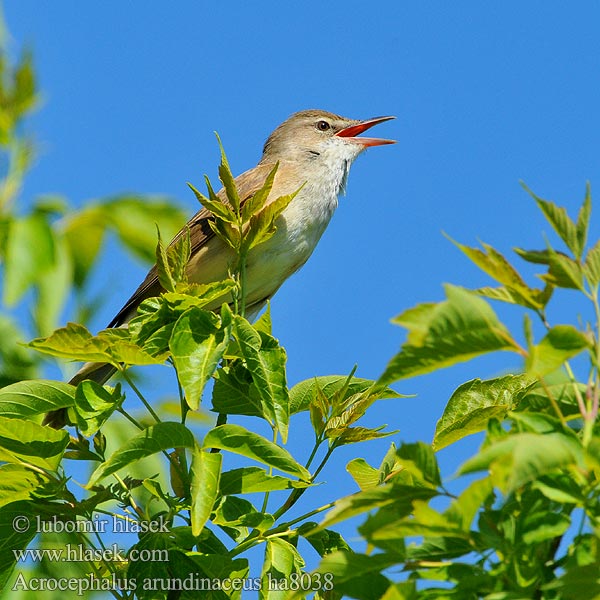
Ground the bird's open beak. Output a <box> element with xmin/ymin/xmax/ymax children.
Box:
<box><xmin>336</xmin><ymin>116</ymin><xmax>396</xmax><ymax>147</ymax></box>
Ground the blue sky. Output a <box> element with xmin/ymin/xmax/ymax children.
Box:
<box><xmin>5</xmin><ymin>0</ymin><xmax>600</xmax><ymax>562</ymax></box>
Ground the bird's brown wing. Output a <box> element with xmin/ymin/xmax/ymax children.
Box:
<box><xmin>108</xmin><ymin>162</ymin><xmax>276</xmax><ymax>328</ymax></box>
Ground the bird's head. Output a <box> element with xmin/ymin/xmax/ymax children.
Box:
<box><xmin>260</xmin><ymin>110</ymin><xmax>395</xmax><ymax>167</ymax></box>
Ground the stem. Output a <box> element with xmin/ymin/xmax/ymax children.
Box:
<box><xmin>175</xmin><ymin>366</ymin><xmax>188</xmax><ymax>425</ymax></box>
<box><xmin>238</xmin><ymin>250</ymin><xmax>248</xmax><ymax>319</ymax></box>
<box><xmin>273</xmin><ymin>444</ymin><xmax>336</xmax><ymax>522</ymax></box>
<box><xmin>261</xmin><ymin>428</ymin><xmax>278</xmax><ymax>513</ymax></box>
<box><xmin>229</xmin><ymin>501</ymin><xmax>336</xmax><ymax>559</ymax></box>
<box><xmin>538</xmin><ymin>377</ymin><xmax>566</xmax><ymax>425</ymax></box>
<box><xmin>121</xmin><ymin>369</ymin><xmax>162</xmax><ymax>424</ymax></box>
<box><xmin>117</xmin><ymin>407</ymin><xmax>145</xmax><ymax>430</ymax></box>
<box><xmin>304</xmin><ymin>437</ymin><xmax>324</xmax><ymax>471</ymax></box>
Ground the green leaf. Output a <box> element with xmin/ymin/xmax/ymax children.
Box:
<box><xmin>298</xmin><ymin>523</ymin><xmax>351</xmax><ymax>557</ymax></box>
<box><xmin>190</xmin><ymin>446</ymin><xmax>221</xmax><ymax>536</ymax></box>
<box><xmin>0</xmin><ymin>415</ymin><xmax>69</xmax><ymax>470</ymax></box>
<box><xmin>212</xmin><ymin>360</ymin><xmax>264</xmax><ymax>417</ymax></box>
<box><xmin>0</xmin><ymin>380</ymin><xmax>75</xmax><ymax>419</ymax></box>
<box><xmin>219</xmin><ymin>467</ymin><xmax>309</xmax><ymax>495</ymax></box>
<box><xmin>74</xmin><ymin>381</ymin><xmax>123</xmax><ymax>436</ymax></box>
<box><xmin>88</xmin><ymin>422</ymin><xmax>196</xmax><ymax>485</ymax></box>
<box><xmin>3</xmin><ymin>212</ymin><xmax>55</xmax><ymax>305</ymax></box>
<box><xmin>260</xmin><ymin>538</ymin><xmax>304</xmax><ymax>600</ymax></box>
<box><xmin>308</xmin><ymin>551</ymin><xmax>396</xmax><ymax>600</ymax></box>
<box><xmin>526</xmin><ymin>325</ymin><xmax>590</xmax><ymax>377</ymax></box>
<box><xmin>0</xmin><ymin>464</ymin><xmax>43</xmax><ymax>508</ymax></box>
<box><xmin>522</xmin><ymin>183</ymin><xmax>582</xmax><ymax>258</ymax></box>
<box><xmin>379</xmin><ymin>286</ymin><xmax>518</xmax><ymax>385</ymax></box>
<box><xmin>450</xmin><ymin>238</ymin><xmax>546</xmax><ymax>309</ymax></box>
<box><xmin>169</xmin><ymin>306</ymin><xmax>231</xmax><ymax>410</ymax></box>
<box><xmin>395</xmin><ymin>442</ymin><xmax>441</xmax><ymax>487</ymax></box>
<box><xmin>202</xmin><ymin>424</ymin><xmax>310</xmax><ymax>480</ymax></box>
<box><xmin>234</xmin><ymin>316</ymin><xmax>289</xmax><ymax>442</ymax></box>
<box><xmin>532</xmin><ymin>475</ymin><xmax>584</xmax><ymax>504</ymax></box>
<box><xmin>584</xmin><ymin>239</ymin><xmax>600</xmax><ymax>289</ymax></box>
<box><xmin>521</xmin><ymin>511</ymin><xmax>570</xmax><ymax>544</ymax></box>
<box><xmin>0</xmin><ymin>501</ymin><xmax>39</xmax><ymax>590</ymax></box>
<box><xmin>546</xmin><ymin>564</ymin><xmax>600</xmax><ymax>600</ymax></box>
<box><xmin>458</xmin><ymin>431</ymin><xmax>583</xmax><ymax>493</ymax></box>
<box><xmin>364</xmin><ymin>500</ymin><xmax>467</xmax><ymax>541</ymax></box>
<box><xmin>129</xmin><ymin>282</ymin><xmax>234</xmax><ymax>356</ymax></box>
<box><xmin>434</xmin><ymin>375</ymin><xmax>534</xmax><ymax>450</ymax></box>
<box><xmin>520</xmin><ymin>376</ymin><xmax>585</xmax><ymax>417</ymax></box>
<box><xmin>289</xmin><ymin>375</ymin><xmax>402</xmax><ymax>414</ymax></box>
<box><xmin>318</xmin><ymin>483</ymin><xmax>438</xmax><ymax>532</ymax></box>
<box><xmin>444</xmin><ymin>477</ymin><xmax>493</xmax><ymax>531</ymax></box>
<box><xmin>176</xmin><ymin>553</ymin><xmax>249</xmax><ymax>600</ymax></box>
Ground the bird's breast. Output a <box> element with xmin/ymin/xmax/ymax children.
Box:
<box><xmin>245</xmin><ymin>180</ymin><xmax>339</xmax><ymax>296</ymax></box>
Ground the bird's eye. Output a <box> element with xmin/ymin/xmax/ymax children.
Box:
<box><xmin>316</xmin><ymin>120</ymin><xmax>331</xmax><ymax>131</ymax></box>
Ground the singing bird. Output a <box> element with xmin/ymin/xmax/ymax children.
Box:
<box><xmin>44</xmin><ymin>109</ymin><xmax>395</xmax><ymax>427</ymax></box>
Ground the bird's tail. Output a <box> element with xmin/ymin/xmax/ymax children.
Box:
<box><xmin>42</xmin><ymin>362</ymin><xmax>117</xmax><ymax>428</ymax></box>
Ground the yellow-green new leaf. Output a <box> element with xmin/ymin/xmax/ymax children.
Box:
<box><xmin>188</xmin><ymin>180</ymin><xmax>237</xmax><ymax>223</ymax></box>
<box><xmin>155</xmin><ymin>227</ymin><xmax>176</xmax><ymax>292</ymax></box>
<box><xmin>379</xmin><ymin>286</ymin><xmax>519</xmax><ymax>385</ymax></box>
<box><xmin>319</xmin><ymin>483</ymin><xmax>437</xmax><ymax>533</ymax></box>
<box><xmin>458</xmin><ymin>431</ymin><xmax>583</xmax><ymax>493</ymax></box>
<box><xmin>584</xmin><ymin>239</ymin><xmax>600</xmax><ymax>289</ymax></box>
<box><xmin>526</xmin><ymin>325</ymin><xmax>590</xmax><ymax>377</ymax></box>
<box><xmin>434</xmin><ymin>375</ymin><xmax>534</xmax><ymax>450</ymax></box>
<box><xmin>575</xmin><ymin>183</ymin><xmax>592</xmax><ymax>257</ymax></box>
<box><xmin>29</xmin><ymin>322</ymin><xmax>113</xmax><ymax>364</ymax></box>
<box><xmin>241</xmin><ymin>162</ymin><xmax>279</xmax><ymax>222</ymax></box>
<box><xmin>346</xmin><ymin>458</ymin><xmax>381</xmax><ymax>490</ymax></box>
<box><xmin>244</xmin><ymin>188</ymin><xmax>301</xmax><ymax>252</ymax></box>
<box><xmin>522</xmin><ymin>183</ymin><xmax>583</xmax><ymax>258</ymax></box>
<box><xmin>451</xmin><ymin>238</ymin><xmax>545</xmax><ymax>309</ymax></box>
<box><xmin>216</xmin><ymin>134</ymin><xmax>241</xmax><ymax>213</ymax></box>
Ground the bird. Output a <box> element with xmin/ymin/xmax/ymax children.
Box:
<box><xmin>43</xmin><ymin>109</ymin><xmax>395</xmax><ymax>427</ymax></box>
